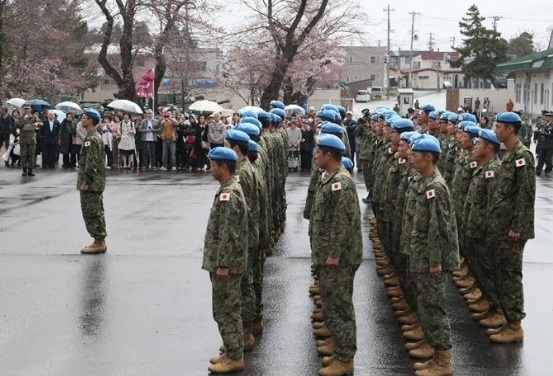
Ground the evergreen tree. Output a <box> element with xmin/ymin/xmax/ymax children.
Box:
<box><xmin>451</xmin><ymin>4</ymin><xmax>509</xmax><ymax>80</ymax></box>
<box><xmin>508</xmin><ymin>32</ymin><xmax>535</xmax><ymax>58</ymax></box>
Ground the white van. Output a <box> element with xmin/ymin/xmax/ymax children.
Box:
<box><xmin>369</xmin><ymin>86</ymin><xmax>383</xmax><ymax>100</ymax></box>
<box><xmin>355</xmin><ymin>90</ymin><xmax>370</xmax><ymax>102</ymax></box>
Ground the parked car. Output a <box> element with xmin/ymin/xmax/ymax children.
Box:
<box><xmin>369</xmin><ymin>86</ymin><xmax>383</xmax><ymax>101</ymax></box>
<box><xmin>355</xmin><ymin>90</ymin><xmax>370</xmax><ymax>102</ymax></box>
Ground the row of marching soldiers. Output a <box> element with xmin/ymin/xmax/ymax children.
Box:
<box><xmin>354</xmin><ymin>106</ymin><xmax>535</xmax><ymax>376</ymax></box>
<box><xmin>203</xmin><ymin>100</ymin><xmax>290</xmax><ymax>374</ymax></box>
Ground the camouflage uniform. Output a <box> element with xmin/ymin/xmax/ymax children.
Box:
<box><xmin>311</xmin><ymin>166</ymin><xmax>363</xmax><ymax>363</ymax></box>
<box><xmin>463</xmin><ymin>157</ymin><xmax>501</xmax><ymax>307</ymax></box>
<box><xmin>410</xmin><ymin>170</ymin><xmax>459</xmax><ymax>351</ymax></box>
<box><xmin>236</xmin><ymin>158</ymin><xmax>259</xmax><ymax>323</ymax></box>
<box><xmin>354</xmin><ymin>124</ymin><xmax>374</xmax><ymax>193</ymax></box>
<box><xmin>382</xmin><ymin>151</ymin><xmax>402</xmax><ymax>261</ymax></box>
<box><xmin>15</xmin><ymin>113</ymin><xmax>41</xmax><ymax>169</ymax></box>
<box><xmin>443</xmin><ymin>137</ymin><xmax>458</xmax><ymax>185</ymax></box>
<box><xmin>517</xmin><ymin>121</ymin><xmax>532</xmax><ymax>148</ymax></box>
<box><xmin>202</xmin><ymin>178</ymin><xmax>248</xmax><ymax>360</ymax></box>
<box><xmin>77</xmin><ymin>129</ymin><xmax>107</xmax><ymax>240</ymax></box>
<box><xmin>487</xmin><ymin>141</ymin><xmax>535</xmax><ymax>323</ymax></box>
<box><xmin>535</xmin><ymin>120</ymin><xmax>553</xmax><ymax>175</ymax></box>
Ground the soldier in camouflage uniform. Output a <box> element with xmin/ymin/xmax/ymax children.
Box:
<box><xmin>15</xmin><ymin>104</ymin><xmax>42</xmax><ymax>177</ymax></box>
<box><xmin>77</xmin><ymin>108</ymin><xmax>107</xmax><ymax>254</ymax></box>
<box><xmin>203</xmin><ymin>147</ymin><xmax>249</xmax><ymax>374</ymax></box>
<box><xmin>462</xmin><ymin>129</ymin><xmax>503</xmax><ymax>323</ymax></box>
<box><xmin>311</xmin><ymin>134</ymin><xmax>362</xmax><ymax>376</ymax></box>
<box><xmin>224</xmin><ymin>129</ymin><xmax>259</xmax><ymax>351</ymax></box>
<box><xmin>515</xmin><ymin>111</ymin><xmax>532</xmax><ymax>148</ymax></box>
<box><xmin>486</xmin><ymin>112</ymin><xmax>535</xmax><ymax>344</ymax></box>
<box><xmin>354</xmin><ymin>116</ymin><xmax>374</xmax><ymax>203</ymax></box>
<box><xmin>408</xmin><ymin>134</ymin><xmax>459</xmax><ymax>376</ymax></box>
<box><xmin>535</xmin><ymin>111</ymin><xmax>553</xmax><ymax>177</ymax></box>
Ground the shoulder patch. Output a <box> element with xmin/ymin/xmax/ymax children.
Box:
<box><xmin>426</xmin><ymin>189</ymin><xmax>436</xmax><ymax>199</ymax></box>
<box><xmin>515</xmin><ymin>158</ymin><xmax>526</xmax><ymax>167</ymax></box>
<box><xmin>485</xmin><ymin>170</ymin><xmax>494</xmax><ymax>178</ymax></box>
<box><xmin>469</xmin><ymin>161</ymin><xmax>477</xmax><ymax>168</ymax></box>
<box><xmin>331</xmin><ymin>182</ymin><xmax>342</xmax><ymax>191</ymax></box>
<box><xmin>399</xmin><ymin>158</ymin><xmax>406</xmax><ymax>164</ymax></box>
<box><xmin>84</xmin><ymin>141</ymin><xmax>90</xmax><ymax>147</ymax></box>
<box><xmin>235</xmin><ymin>175</ymin><xmax>240</xmax><ymax>183</ymax></box>
<box><xmin>220</xmin><ymin>193</ymin><xmax>230</xmax><ymax>201</ymax></box>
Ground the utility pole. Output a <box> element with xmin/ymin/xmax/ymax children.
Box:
<box><xmin>408</xmin><ymin>11</ymin><xmax>420</xmax><ymax>89</ymax></box>
<box><xmin>489</xmin><ymin>16</ymin><xmax>503</xmax><ymax>31</ymax></box>
<box><xmin>450</xmin><ymin>37</ymin><xmax>456</xmax><ymax>49</ymax></box>
<box><xmin>384</xmin><ymin>5</ymin><xmax>394</xmax><ymax>99</ymax></box>
<box><xmin>428</xmin><ymin>33</ymin><xmax>435</xmax><ymax>51</ymax></box>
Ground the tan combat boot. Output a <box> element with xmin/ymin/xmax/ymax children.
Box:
<box><xmin>309</xmin><ymin>282</ymin><xmax>320</xmax><ymax>295</ymax></box>
<box><xmin>322</xmin><ymin>355</ymin><xmax>334</xmax><ymax>367</ymax></box>
<box><xmin>312</xmin><ymin>309</ymin><xmax>325</xmax><ymax>322</ymax></box>
<box><xmin>479</xmin><ymin>309</ymin><xmax>506</xmax><ymax>328</ymax></box>
<box><xmin>313</xmin><ymin>321</ymin><xmax>326</xmax><ymax>330</ymax></box>
<box><xmin>398</xmin><ymin>311</ymin><xmax>419</xmax><ymax>325</ymax></box>
<box><xmin>392</xmin><ymin>299</ymin><xmax>410</xmax><ymax>311</ymax></box>
<box><xmin>243</xmin><ymin>323</ymin><xmax>255</xmax><ymax>352</ymax></box>
<box><xmin>404</xmin><ymin>325</ymin><xmax>425</xmax><ymax>341</ymax></box>
<box><xmin>415</xmin><ymin>349</ymin><xmax>454</xmax><ymax>376</ymax></box>
<box><xmin>471</xmin><ymin>310</ymin><xmax>491</xmax><ymax>322</ymax></box>
<box><xmin>384</xmin><ymin>275</ymin><xmax>400</xmax><ymax>287</ymax></box>
<box><xmin>454</xmin><ymin>275</ymin><xmax>475</xmax><ymax>288</ymax></box>
<box><xmin>207</xmin><ymin>355</ymin><xmax>245</xmax><ymax>373</ymax></box>
<box><xmin>489</xmin><ymin>321</ymin><xmax>524</xmax><ymax>343</ymax></box>
<box><xmin>317</xmin><ymin>337</ymin><xmax>334</xmax><ymax>356</ymax></box>
<box><xmin>251</xmin><ymin>319</ymin><xmax>263</xmax><ymax>335</ymax></box>
<box><xmin>314</xmin><ymin>325</ymin><xmax>333</xmax><ymax>338</ymax></box>
<box><xmin>377</xmin><ymin>264</ymin><xmax>395</xmax><ymax>276</ymax></box>
<box><xmin>386</xmin><ymin>286</ymin><xmax>403</xmax><ymax>298</ymax></box>
<box><xmin>405</xmin><ymin>339</ymin><xmax>425</xmax><ymax>351</ymax></box>
<box><xmin>318</xmin><ymin>357</ymin><xmax>354</xmax><ymax>376</ymax></box>
<box><xmin>463</xmin><ymin>288</ymin><xmax>482</xmax><ymax>301</ymax></box>
<box><xmin>409</xmin><ymin>342</ymin><xmax>435</xmax><ymax>359</ymax></box>
<box><xmin>81</xmin><ymin>239</ymin><xmax>107</xmax><ymax>254</ymax></box>
<box><xmin>468</xmin><ymin>299</ymin><xmax>489</xmax><ymax>312</ymax></box>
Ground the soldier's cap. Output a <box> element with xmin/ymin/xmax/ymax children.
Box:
<box><xmin>448</xmin><ymin>112</ymin><xmax>462</xmax><ymax>124</ymax></box>
<box><xmin>411</xmin><ymin>134</ymin><xmax>441</xmax><ymax>154</ymax></box>
<box><xmin>270</xmin><ymin>100</ymin><xmax>285</xmax><ymax>110</ymax></box>
<box><xmin>317</xmin><ymin>109</ymin><xmax>339</xmax><ymax>121</ymax></box>
<box><xmin>270</xmin><ymin>113</ymin><xmax>282</xmax><ymax>123</ymax></box>
<box><xmin>496</xmin><ymin>112</ymin><xmax>521</xmax><ymax>124</ymax></box>
<box><xmin>257</xmin><ymin>110</ymin><xmax>271</xmax><ymax>120</ymax></box>
<box><xmin>341</xmin><ymin>157</ymin><xmax>354</xmax><ymax>169</ymax></box>
<box><xmin>317</xmin><ymin>134</ymin><xmax>346</xmax><ymax>152</ymax></box>
<box><xmin>83</xmin><ymin>108</ymin><xmax>101</xmax><ymax>121</ymax></box>
<box><xmin>225</xmin><ymin>129</ymin><xmax>250</xmax><ymax>144</ymax></box>
<box><xmin>384</xmin><ymin>115</ymin><xmax>401</xmax><ymax>126</ymax></box>
<box><xmin>321</xmin><ymin>122</ymin><xmax>344</xmax><ymax>136</ymax></box>
<box><xmin>459</xmin><ymin>121</ymin><xmax>478</xmax><ymax>133</ymax></box>
<box><xmin>478</xmin><ymin>128</ymin><xmax>500</xmax><ymax>146</ymax></box>
<box><xmin>208</xmin><ymin>146</ymin><xmax>237</xmax><ymax>161</ymax></box>
<box><xmin>239</xmin><ymin>108</ymin><xmax>258</xmax><ymax>119</ymax></box>
<box><xmin>270</xmin><ymin>108</ymin><xmax>286</xmax><ymax>119</ymax></box>
<box><xmin>333</xmin><ymin>112</ymin><xmax>342</xmax><ymax>122</ymax></box>
<box><xmin>422</xmin><ymin>104</ymin><xmax>436</xmax><ymax>112</ymax></box>
<box><xmin>542</xmin><ymin>110</ymin><xmax>553</xmax><ymax>117</ymax></box>
<box><xmin>429</xmin><ymin>110</ymin><xmax>440</xmax><ymax>120</ymax></box>
<box><xmin>377</xmin><ymin>110</ymin><xmax>395</xmax><ymax>119</ymax></box>
<box><xmin>248</xmin><ymin>140</ymin><xmax>258</xmax><ymax>153</ymax></box>
<box><xmin>240</xmin><ymin>116</ymin><xmax>262</xmax><ymax>129</ymax></box>
<box><xmin>321</xmin><ymin>104</ymin><xmax>340</xmax><ymax>113</ymax></box>
<box><xmin>371</xmin><ymin>114</ymin><xmax>379</xmax><ymax>121</ymax></box>
<box><xmin>459</xmin><ymin>113</ymin><xmax>477</xmax><ymax>123</ymax></box>
<box><xmin>400</xmin><ymin>131</ymin><xmax>419</xmax><ymax>142</ymax></box>
<box><xmin>391</xmin><ymin>118</ymin><xmax>414</xmax><ymax>132</ymax></box>
<box><xmin>235</xmin><ymin>122</ymin><xmax>260</xmax><ymax>137</ymax></box>
<box><xmin>336</xmin><ymin>105</ymin><xmax>347</xmax><ymax>118</ymax></box>
<box><xmin>439</xmin><ymin>111</ymin><xmax>451</xmax><ymax>121</ymax></box>
<box><xmin>462</xmin><ymin>124</ymin><xmax>481</xmax><ymax>137</ymax></box>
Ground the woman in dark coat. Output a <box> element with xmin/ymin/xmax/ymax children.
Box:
<box><xmin>191</xmin><ymin>114</ymin><xmax>209</xmax><ymax>172</ymax></box>
<box><xmin>59</xmin><ymin>113</ymin><xmax>75</xmax><ymax>168</ymax></box>
<box><xmin>300</xmin><ymin>121</ymin><xmax>314</xmax><ymax>171</ymax></box>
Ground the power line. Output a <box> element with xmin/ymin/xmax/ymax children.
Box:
<box><xmin>488</xmin><ymin>15</ymin><xmax>503</xmax><ymax>31</ymax></box>
<box><xmin>384</xmin><ymin>5</ymin><xmax>394</xmax><ymax>99</ymax></box>
<box><xmin>428</xmin><ymin>33</ymin><xmax>435</xmax><ymax>51</ymax></box>
<box><xmin>408</xmin><ymin>11</ymin><xmax>420</xmax><ymax>88</ymax></box>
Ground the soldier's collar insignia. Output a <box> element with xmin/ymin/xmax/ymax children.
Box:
<box><xmin>515</xmin><ymin>158</ymin><xmax>526</xmax><ymax>167</ymax></box>
<box><xmin>220</xmin><ymin>193</ymin><xmax>230</xmax><ymax>201</ymax></box>
<box><xmin>426</xmin><ymin>189</ymin><xmax>436</xmax><ymax>199</ymax></box>
<box><xmin>84</xmin><ymin>141</ymin><xmax>90</xmax><ymax>147</ymax></box>
<box><xmin>331</xmin><ymin>182</ymin><xmax>342</xmax><ymax>191</ymax></box>
<box><xmin>470</xmin><ymin>161</ymin><xmax>477</xmax><ymax>168</ymax></box>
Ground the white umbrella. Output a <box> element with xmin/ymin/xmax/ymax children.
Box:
<box><xmin>6</xmin><ymin>98</ymin><xmax>27</xmax><ymax>108</ymax></box>
<box><xmin>285</xmin><ymin>104</ymin><xmax>305</xmax><ymax>117</ymax></box>
<box><xmin>52</xmin><ymin>110</ymin><xmax>66</xmax><ymax>123</ymax></box>
<box><xmin>188</xmin><ymin>100</ymin><xmax>223</xmax><ymax>113</ymax></box>
<box><xmin>55</xmin><ymin>101</ymin><xmax>82</xmax><ymax>114</ymax></box>
<box><xmin>108</xmin><ymin>99</ymin><xmax>143</xmax><ymax>114</ymax></box>
<box><xmin>220</xmin><ymin>108</ymin><xmax>235</xmax><ymax>118</ymax></box>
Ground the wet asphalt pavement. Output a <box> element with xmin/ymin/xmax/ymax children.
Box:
<box><xmin>0</xmin><ymin>164</ymin><xmax>552</xmax><ymax>376</ymax></box>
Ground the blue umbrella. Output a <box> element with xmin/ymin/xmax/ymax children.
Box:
<box><xmin>25</xmin><ymin>99</ymin><xmax>52</xmax><ymax>111</ymax></box>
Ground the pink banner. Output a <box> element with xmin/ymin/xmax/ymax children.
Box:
<box><xmin>135</xmin><ymin>69</ymin><xmax>155</xmax><ymax>98</ymax></box>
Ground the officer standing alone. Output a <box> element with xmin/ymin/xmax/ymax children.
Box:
<box><xmin>78</xmin><ymin>108</ymin><xmax>107</xmax><ymax>254</ymax></box>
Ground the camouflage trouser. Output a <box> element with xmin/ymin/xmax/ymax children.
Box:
<box><xmin>381</xmin><ymin>220</ymin><xmax>394</xmax><ymax>261</ymax></box>
<box><xmin>252</xmin><ymin>247</ymin><xmax>265</xmax><ymax>321</ymax></box>
<box><xmin>211</xmin><ymin>273</ymin><xmax>243</xmax><ymax>359</ymax></box>
<box><xmin>361</xmin><ymin>159</ymin><xmax>370</xmax><ymax>191</ymax></box>
<box><xmin>279</xmin><ymin>181</ymin><xmax>287</xmax><ymax>226</ymax></box>
<box><xmin>536</xmin><ymin>146</ymin><xmax>553</xmax><ymax>173</ymax></box>
<box><xmin>240</xmin><ymin>247</ymin><xmax>256</xmax><ymax>322</ymax></box>
<box><xmin>80</xmin><ymin>191</ymin><xmax>107</xmax><ymax>240</ymax></box>
<box><xmin>414</xmin><ymin>272</ymin><xmax>452</xmax><ymax>351</ymax></box>
<box><xmin>466</xmin><ymin>237</ymin><xmax>499</xmax><ymax>306</ymax></box>
<box><xmin>492</xmin><ymin>239</ymin><xmax>527</xmax><ymax>322</ymax></box>
<box><xmin>20</xmin><ymin>142</ymin><xmax>36</xmax><ymax>169</ymax></box>
<box><xmin>318</xmin><ymin>265</ymin><xmax>358</xmax><ymax>362</ymax></box>
<box><xmin>398</xmin><ymin>255</ymin><xmax>417</xmax><ymax>310</ymax></box>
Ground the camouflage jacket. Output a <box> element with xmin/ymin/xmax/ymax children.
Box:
<box><xmin>463</xmin><ymin>157</ymin><xmax>501</xmax><ymax>239</ymax></box>
<box><xmin>443</xmin><ymin>137</ymin><xmax>458</xmax><ymax>185</ymax></box>
<box><xmin>409</xmin><ymin>170</ymin><xmax>460</xmax><ymax>272</ymax></box>
<box><xmin>451</xmin><ymin>149</ymin><xmax>478</xmax><ymax>217</ymax></box>
<box><xmin>236</xmin><ymin>158</ymin><xmax>259</xmax><ymax>249</ymax></box>
<box><xmin>488</xmin><ymin>141</ymin><xmax>535</xmax><ymax>241</ymax></box>
<box><xmin>400</xmin><ymin>172</ymin><xmax>422</xmax><ymax>255</ymax></box>
<box><xmin>77</xmin><ymin>129</ymin><xmax>106</xmax><ymax>192</ymax></box>
<box><xmin>382</xmin><ymin>152</ymin><xmax>402</xmax><ymax>221</ymax></box>
<box><xmin>311</xmin><ymin>166</ymin><xmax>363</xmax><ymax>266</ymax></box>
<box><xmin>15</xmin><ymin>113</ymin><xmax>42</xmax><ymax>144</ymax></box>
<box><xmin>371</xmin><ymin>142</ymin><xmax>393</xmax><ymax>204</ymax></box>
<box><xmin>202</xmin><ymin>179</ymin><xmax>248</xmax><ymax>274</ymax></box>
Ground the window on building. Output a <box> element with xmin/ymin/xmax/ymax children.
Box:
<box><xmin>369</xmin><ymin>74</ymin><xmax>380</xmax><ymax>81</ymax></box>
<box><xmin>349</xmin><ymin>56</ymin><xmax>354</xmax><ymax>64</ymax></box>
<box><xmin>346</xmin><ymin>76</ymin><xmax>350</xmax><ymax>83</ymax></box>
<box><xmin>354</xmin><ymin>75</ymin><xmax>358</xmax><ymax>81</ymax></box>
<box><xmin>515</xmin><ymin>83</ymin><xmax>522</xmax><ymax>103</ymax></box>
<box><xmin>431</xmin><ymin>61</ymin><xmax>441</xmax><ymax>69</ymax></box>
<box><xmin>413</xmin><ymin>61</ymin><xmax>421</xmax><ymax>69</ymax></box>
<box><xmin>370</xmin><ymin>56</ymin><xmax>381</xmax><ymax>64</ymax></box>
<box><xmin>534</xmin><ymin>83</ymin><xmax>538</xmax><ymax>104</ymax></box>
<box><xmin>540</xmin><ymin>83</ymin><xmax>545</xmax><ymax>104</ymax></box>
<box><xmin>419</xmin><ymin>76</ymin><xmax>429</xmax><ymax>80</ymax></box>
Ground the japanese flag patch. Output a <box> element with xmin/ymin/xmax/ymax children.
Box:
<box><xmin>426</xmin><ymin>189</ymin><xmax>436</xmax><ymax>200</ymax></box>
<box><xmin>84</xmin><ymin>141</ymin><xmax>90</xmax><ymax>147</ymax></box>
<box><xmin>332</xmin><ymin>182</ymin><xmax>342</xmax><ymax>191</ymax></box>
<box><xmin>388</xmin><ymin>147</ymin><xmax>393</xmax><ymax>154</ymax></box>
<box><xmin>220</xmin><ymin>193</ymin><xmax>230</xmax><ymax>201</ymax></box>
<box><xmin>470</xmin><ymin>161</ymin><xmax>477</xmax><ymax>168</ymax></box>
<box><xmin>485</xmin><ymin>170</ymin><xmax>494</xmax><ymax>178</ymax></box>
<box><xmin>515</xmin><ymin>158</ymin><xmax>526</xmax><ymax>167</ymax></box>
<box><xmin>399</xmin><ymin>158</ymin><xmax>406</xmax><ymax>164</ymax></box>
